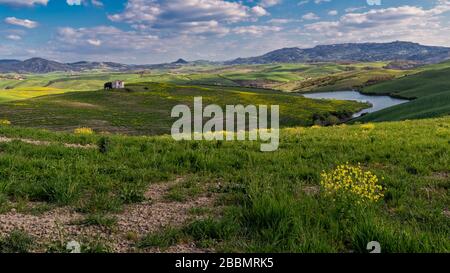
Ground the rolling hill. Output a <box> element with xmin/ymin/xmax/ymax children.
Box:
<box><xmin>227</xmin><ymin>41</ymin><xmax>450</xmax><ymax>65</ymax></box>
<box><xmin>0</xmin><ymin>83</ymin><xmax>366</xmax><ymax>135</ymax></box>
<box><xmin>356</xmin><ymin>65</ymin><xmax>450</xmax><ymax>122</ymax></box>
<box><xmin>0</xmin><ymin>58</ymin><xmax>193</xmax><ymax>74</ymax></box>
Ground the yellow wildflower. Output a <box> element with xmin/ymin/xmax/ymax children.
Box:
<box><xmin>360</xmin><ymin>123</ymin><xmax>375</xmax><ymax>131</ymax></box>
<box><xmin>74</xmin><ymin>127</ymin><xmax>94</xmax><ymax>135</ymax></box>
<box><xmin>0</xmin><ymin>119</ymin><xmax>11</xmax><ymax>126</ymax></box>
<box><xmin>320</xmin><ymin>163</ymin><xmax>385</xmax><ymax>203</ymax></box>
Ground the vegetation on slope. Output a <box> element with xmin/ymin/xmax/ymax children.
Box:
<box><xmin>0</xmin><ymin>82</ymin><xmax>366</xmax><ymax>135</ymax></box>
<box><xmin>358</xmin><ymin>65</ymin><xmax>450</xmax><ymax>122</ymax></box>
<box><xmin>0</xmin><ymin>117</ymin><xmax>448</xmax><ymax>252</ymax></box>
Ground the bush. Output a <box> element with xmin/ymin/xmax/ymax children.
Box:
<box><xmin>98</xmin><ymin>137</ymin><xmax>110</xmax><ymax>154</ymax></box>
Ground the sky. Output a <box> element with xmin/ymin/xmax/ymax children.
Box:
<box><xmin>0</xmin><ymin>0</ymin><xmax>450</xmax><ymax>64</ymax></box>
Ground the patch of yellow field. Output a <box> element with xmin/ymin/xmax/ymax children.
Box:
<box><xmin>0</xmin><ymin>87</ymin><xmax>68</xmax><ymax>103</ymax></box>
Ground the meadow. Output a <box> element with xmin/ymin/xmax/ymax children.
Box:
<box><xmin>0</xmin><ymin>117</ymin><xmax>448</xmax><ymax>252</ymax></box>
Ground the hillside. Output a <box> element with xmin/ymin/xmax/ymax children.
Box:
<box><xmin>0</xmin><ymin>83</ymin><xmax>366</xmax><ymax>135</ymax></box>
<box><xmin>356</xmin><ymin>65</ymin><xmax>450</xmax><ymax>122</ymax></box>
<box><xmin>227</xmin><ymin>41</ymin><xmax>450</xmax><ymax>65</ymax></box>
<box><xmin>0</xmin><ymin>117</ymin><xmax>448</xmax><ymax>252</ymax></box>
<box><xmin>0</xmin><ymin>58</ymin><xmax>193</xmax><ymax>74</ymax></box>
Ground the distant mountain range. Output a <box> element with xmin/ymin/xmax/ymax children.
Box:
<box><xmin>0</xmin><ymin>57</ymin><xmax>216</xmax><ymax>74</ymax></box>
<box><xmin>226</xmin><ymin>41</ymin><xmax>450</xmax><ymax>65</ymax></box>
<box><xmin>1</xmin><ymin>42</ymin><xmax>449</xmax><ymax>73</ymax></box>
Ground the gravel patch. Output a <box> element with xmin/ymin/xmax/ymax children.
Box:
<box><xmin>0</xmin><ymin>178</ymin><xmax>216</xmax><ymax>253</ymax></box>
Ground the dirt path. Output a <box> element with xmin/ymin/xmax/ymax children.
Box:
<box><xmin>0</xmin><ymin>178</ymin><xmax>216</xmax><ymax>253</ymax></box>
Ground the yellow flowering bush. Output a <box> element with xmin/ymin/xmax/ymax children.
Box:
<box><xmin>0</xmin><ymin>119</ymin><xmax>11</xmax><ymax>126</ymax></box>
<box><xmin>74</xmin><ymin>127</ymin><xmax>94</xmax><ymax>135</ymax></box>
<box><xmin>360</xmin><ymin>123</ymin><xmax>375</xmax><ymax>131</ymax></box>
<box><xmin>321</xmin><ymin>163</ymin><xmax>384</xmax><ymax>203</ymax></box>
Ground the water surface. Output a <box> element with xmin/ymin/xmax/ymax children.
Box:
<box><xmin>303</xmin><ymin>91</ymin><xmax>409</xmax><ymax>117</ymax></box>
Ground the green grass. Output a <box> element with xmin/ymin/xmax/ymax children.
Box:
<box><xmin>355</xmin><ymin>92</ymin><xmax>450</xmax><ymax>122</ymax></box>
<box><xmin>0</xmin><ymin>82</ymin><xmax>365</xmax><ymax>135</ymax></box>
<box><xmin>363</xmin><ymin>67</ymin><xmax>450</xmax><ymax>99</ymax></box>
<box><xmin>0</xmin><ymin>230</ymin><xmax>34</xmax><ymax>253</ymax></box>
<box><xmin>138</xmin><ymin>228</ymin><xmax>184</xmax><ymax>249</ymax></box>
<box><xmin>0</xmin><ymin>116</ymin><xmax>448</xmax><ymax>252</ymax></box>
<box><xmin>358</xmin><ymin>65</ymin><xmax>450</xmax><ymax>122</ymax></box>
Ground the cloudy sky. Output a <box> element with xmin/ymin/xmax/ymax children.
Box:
<box><xmin>1</xmin><ymin>0</ymin><xmax>450</xmax><ymax>64</ymax></box>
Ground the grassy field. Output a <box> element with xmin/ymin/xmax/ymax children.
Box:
<box><xmin>0</xmin><ymin>82</ymin><xmax>366</xmax><ymax>135</ymax></box>
<box><xmin>0</xmin><ymin>117</ymin><xmax>448</xmax><ymax>252</ymax></box>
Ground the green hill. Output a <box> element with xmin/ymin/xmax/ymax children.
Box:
<box><xmin>0</xmin><ymin>82</ymin><xmax>366</xmax><ymax>135</ymax></box>
<box><xmin>363</xmin><ymin>67</ymin><xmax>450</xmax><ymax>99</ymax></box>
<box><xmin>358</xmin><ymin>66</ymin><xmax>450</xmax><ymax>122</ymax></box>
<box><xmin>356</xmin><ymin>92</ymin><xmax>450</xmax><ymax>122</ymax></box>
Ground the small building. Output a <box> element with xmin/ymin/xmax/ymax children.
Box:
<box><xmin>112</xmin><ymin>80</ymin><xmax>125</xmax><ymax>89</ymax></box>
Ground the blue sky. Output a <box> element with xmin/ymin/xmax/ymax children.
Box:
<box><xmin>1</xmin><ymin>0</ymin><xmax>449</xmax><ymax>64</ymax></box>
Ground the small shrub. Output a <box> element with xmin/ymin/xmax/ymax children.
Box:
<box><xmin>0</xmin><ymin>230</ymin><xmax>34</xmax><ymax>253</ymax></box>
<box><xmin>119</xmin><ymin>184</ymin><xmax>145</xmax><ymax>204</ymax></box>
<box><xmin>74</xmin><ymin>127</ymin><xmax>94</xmax><ymax>135</ymax></box>
<box><xmin>98</xmin><ymin>137</ymin><xmax>110</xmax><ymax>154</ymax></box>
<box><xmin>321</xmin><ymin>163</ymin><xmax>385</xmax><ymax>204</ymax></box>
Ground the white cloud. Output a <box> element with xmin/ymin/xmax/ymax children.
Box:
<box><xmin>328</xmin><ymin>10</ymin><xmax>338</xmax><ymax>16</ymax></box>
<box><xmin>5</xmin><ymin>17</ymin><xmax>38</xmax><ymax>29</ymax></box>
<box><xmin>108</xmin><ymin>0</ymin><xmax>267</xmax><ymax>35</ymax></box>
<box><xmin>6</xmin><ymin>34</ymin><xmax>22</xmax><ymax>40</ymax></box>
<box><xmin>91</xmin><ymin>0</ymin><xmax>103</xmax><ymax>7</ymax></box>
<box><xmin>252</xmin><ymin>6</ymin><xmax>269</xmax><ymax>17</ymax></box>
<box><xmin>304</xmin><ymin>2</ymin><xmax>450</xmax><ymax>45</ymax></box>
<box><xmin>0</xmin><ymin>0</ymin><xmax>48</xmax><ymax>6</ymax></box>
<box><xmin>87</xmin><ymin>39</ymin><xmax>102</xmax><ymax>46</ymax></box>
<box><xmin>67</xmin><ymin>0</ymin><xmax>82</xmax><ymax>5</ymax></box>
<box><xmin>57</xmin><ymin>26</ymin><xmax>159</xmax><ymax>52</ymax></box>
<box><xmin>302</xmin><ymin>12</ymin><xmax>319</xmax><ymax>20</ymax></box>
<box><xmin>314</xmin><ymin>0</ymin><xmax>330</xmax><ymax>4</ymax></box>
<box><xmin>260</xmin><ymin>0</ymin><xmax>282</xmax><ymax>8</ymax></box>
<box><xmin>233</xmin><ymin>25</ymin><xmax>282</xmax><ymax>36</ymax></box>
<box><xmin>268</xmin><ymin>18</ymin><xmax>296</xmax><ymax>24</ymax></box>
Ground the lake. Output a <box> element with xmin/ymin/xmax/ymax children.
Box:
<box><xmin>302</xmin><ymin>91</ymin><xmax>409</xmax><ymax>118</ymax></box>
